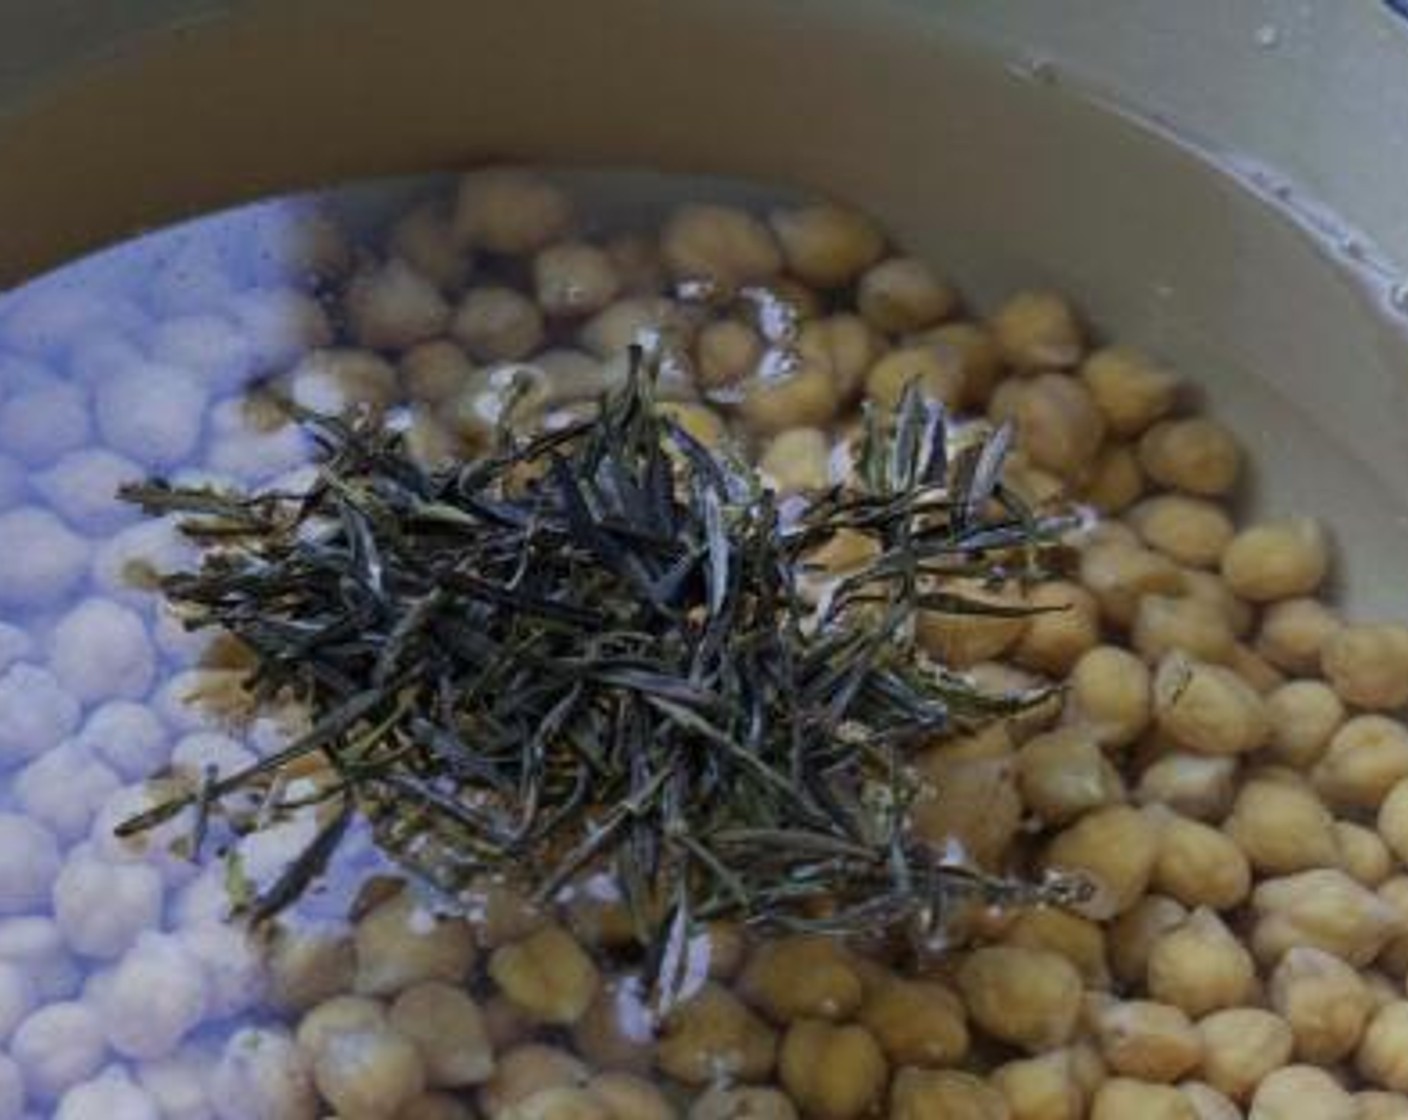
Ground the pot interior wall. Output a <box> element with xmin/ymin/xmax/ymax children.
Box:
<box><xmin>0</xmin><ymin>0</ymin><xmax>1403</xmax><ymax>613</ymax></box>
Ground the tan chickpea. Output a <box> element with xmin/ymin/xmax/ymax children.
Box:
<box><xmin>1311</xmin><ymin>715</ymin><xmax>1408</xmax><ymax>810</ymax></box>
<box><xmin>346</xmin><ymin>257</ymin><xmax>452</xmax><ymax>352</ymax></box>
<box><xmin>265</xmin><ymin>924</ymin><xmax>356</xmax><ymax>1013</ymax></box>
<box><xmin>478</xmin><ymin>1045</ymin><xmax>589</xmax><ymax>1119</ymax></box>
<box><xmin>1044</xmin><ymin>804</ymin><xmax>1160</xmax><ymax>920</ymax></box>
<box><xmin>656</xmin><ymin>983</ymin><xmax>777</xmax><ymax>1085</ymax></box>
<box><xmin>397</xmin><ymin>1091</ymin><xmax>475</xmax><ymax>1120</ymax></box>
<box><xmin>956</xmin><ymin>945</ymin><xmax>1083</xmax><ymax>1052</ymax></box>
<box><xmin>1337</xmin><ymin>820</ymin><xmax>1393</xmax><ymax>886</ymax></box>
<box><xmin>1093</xmin><ymin>998</ymin><xmax>1203</xmax><ymax>1083</ymax></box>
<box><xmin>1012</xmin><ymin>582</ymin><xmax>1101</xmax><ymax>677</ymax></box>
<box><xmin>737</xmin><ymin>358</ymin><xmax>841</xmax><ymax>435</ymax></box>
<box><xmin>759</xmin><ymin>428</ymin><xmax>831</xmax><ymax>494</ymax></box>
<box><xmin>528</xmin><ymin>242</ymin><xmax>619</xmax><ymax>319</ymax></box>
<box><xmin>1267</xmin><ymin>946</ymin><xmax>1373</xmax><ymax>1064</ymax></box>
<box><xmin>991</xmin><ymin>1049</ymin><xmax>1085</xmax><ymax>1120</ymax></box>
<box><xmin>856</xmin><ymin>257</ymin><xmax>955</xmax><ymax>333</ymax></box>
<box><xmin>1256</xmin><ymin>597</ymin><xmax>1342</xmax><ymax>675</ymax></box>
<box><xmin>1128</xmin><ymin>496</ymin><xmax>1234</xmax><ymax>570</ymax></box>
<box><xmin>488</xmin><ymin>924</ymin><xmax>600</xmax><ymax>1026</ymax></box>
<box><xmin>1081</xmin><ymin>442</ymin><xmax>1146</xmax><ymax>513</ymax></box>
<box><xmin>1377</xmin><ymin>877</ymin><xmax>1408</xmax><ymax>976</ymax></box>
<box><xmin>1250</xmin><ymin>868</ymin><xmax>1404</xmax><ymax>967</ymax></box>
<box><xmin>388</xmin><ymin>981</ymin><xmax>494</xmax><ymax>1088</ymax></box>
<box><xmin>1066</xmin><ymin>646</ymin><xmax>1153</xmax><ymax>748</ymax></box>
<box><xmin>912</xmin><ymin>321</ymin><xmax>1005</xmax><ymax>408</ymax></box>
<box><xmin>1003</xmin><ymin>906</ymin><xmax>1112</xmax><ymax>989</ymax></box>
<box><xmin>1178</xmin><ymin>1080</ymin><xmax>1241</xmax><ymax>1120</ymax></box>
<box><xmin>1322</xmin><ymin>623</ymin><xmax>1408</xmax><ymax>710</ymax></box>
<box><xmin>991</xmin><ymin>290</ymin><xmax>1083</xmax><ymax>371</ymax></box>
<box><xmin>1146</xmin><ymin>908</ymin><xmax>1256</xmax><ymax>1017</ymax></box>
<box><xmin>1358</xmin><ymin>1002</ymin><xmax>1408</xmax><ymax>1092</ymax></box>
<box><xmin>796</xmin><ymin>313</ymin><xmax>887</xmax><ymax>398</ymax></box>
<box><xmin>967</xmin><ymin>661</ymin><xmax>1065</xmax><ymax>742</ymax></box>
<box><xmin>1249</xmin><ymin>1065</ymin><xmax>1356</xmax><ymax>1120</ymax></box>
<box><xmin>1154</xmin><ymin>652</ymin><xmax>1270</xmax><ymax>756</ymax></box>
<box><xmin>578</xmin><ymin>297</ymin><xmax>686</xmax><ymax>360</ymax></box>
<box><xmin>1132</xmin><ymin>594</ymin><xmax>1237</xmax><ymax>666</ymax></box>
<box><xmin>1378</xmin><ymin>776</ymin><xmax>1408</xmax><ymax>866</ymax></box>
<box><xmin>389</xmin><ymin>200</ymin><xmax>471</xmax><ymax>291</ymax></box>
<box><xmin>288</xmin><ymin>347</ymin><xmax>400</xmax><ymax>413</ymax></box>
<box><xmin>354</xmin><ymin>890</ymin><xmax>477</xmax><ymax>997</ymax></box>
<box><xmin>1360</xmin><ymin>1092</ymin><xmax>1408</xmax><ymax>1120</ymax></box>
<box><xmin>1078</xmin><ymin>538</ymin><xmax>1185</xmax><ymax>630</ymax></box>
<box><xmin>738</xmin><ymin>935</ymin><xmax>863</xmax><ymax>1024</ymax></box>
<box><xmin>656</xmin><ymin>401</ymin><xmax>727</xmax><ymax>450</ymax></box>
<box><xmin>1134</xmin><ymin>752</ymin><xmax>1238</xmax><ymax>822</ymax></box>
<box><xmin>460</xmin><ymin>878</ymin><xmax>547</xmax><ymax>951</ymax></box>
<box><xmin>1090</xmin><ymin>1078</ymin><xmax>1197</xmax><ymax>1120</ymax></box>
<box><xmin>1078</xmin><ymin>346</ymin><xmax>1180</xmax><ymax>437</ymax></box>
<box><xmin>1220</xmin><ymin>517</ymin><xmax>1329</xmax><ymax>603</ymax></box>
<box><xmin>401</xmin><ymin>340</ymin><xmax>475</xmax><ymax>405</ymax></box>
<box><xmin>1264</xmin><ymin>681</ymin><xmax>1345</xmax><ymax>769</ymax></box>
<box><xmin>1366</xmin><ymin>970</ymin><xmax>1404</xmax><ymax>1011</ymax></box>
<box><xmin>1137</xmin><ymin>418</ymin><xmax>1242</xmax><ymax>497</ymax></box>
<box><xmin>916</xmin><ymin>577</ymin><xmax>1028</xmax><ymax>668</ymax></box>
<box><xmin>864</xmin><ymin>345</ymin><xmax>964</xmax><ymax>410</ymax></box>
<box><xmin>777</xmin><ymin>1019</ymin><xmax>887</xmax><ymax>1120</ymax></box>
<box><xmin>688</xmin><ymin>1087</ymin><xmax>797</xmax><ymax>1120</ymax></box>
<box><xmin>1195</xmin><ymin>1008</ymin><xmax>1294</xmax><ymax>1103</ymax></box>
<box><xmin>694</xmin><ymin>319</ymin><xmax>764</xmax><ymax>391</ymax></box>
<box><xmin>1016</xmin><ymin>727</ymin><xmax>1125</xmax><ymax>825</ymax></box>
<box><xmin>1004</xmin><ymin>454</ymin><xmax>1067</xmax><ymax>509</ymax></box>
<box><xmin>570</xmin><ymin>975</ymin><xmax>656</xmax><ymax>1073</ymax></box>
<box><xmin>451</xmin><ymin>287</ymin><xmax>546</xmax><ymax>362</ymax></box>
<box><xmin>587</xmin><ymin>1073</ymin><xmax>676</xmax><ymax>1120</ymax></box>
<box><xmin>1110</xmin><ymin>896</ymin><xmax>1189</xmax><ymax>986</ymax></box>
<box><xmin>661</xmin><ymin>204</ymin><xmax>782</xmax><ymax>290</ymax></box>
<box><xmin>890</xmin><ymin>1068</ymin><xmax>1011</xmax><ymax>1120</ymax></box>
<box><xmin>297</xmin><ymin>994</ymin><xmax>387</xmax><ymax>1058</ymax></box>
<box><xmin>602</xmin><ymin>231</ymin><xmax>665</xmax><ymax>295</ymax></box>
<box><xmin>500</xmin><ymin>1087</ymin><xmax>610</xmax><ymax>1120</ymax></box>
<box><xmin>453</xmin><ymin>170</ymin><xmax>572</xmax><ymax>254</ymax></box>
<box><xmin>768</xmin><ymin>203</ymin><xmax>884</xmax><ymax>289</ymax></box>
<box><xmin>1149</xmin><ymin>810</ymin><xmax>1251</xmax><ymax>910</ymax></box>
<box><xmin>1010</xmin><ymin>372</ymin><xmax>1107</xmax><ymax>479</ymax></box>
<box><xmin>856</xmin><ymin>976</ymin><xmax>968</xmax><ymax>1066</ymax></box>
<box><xmin>314</xmin><ymin>1026</ymin><xmax>428</xmax><ymax>1119</ymax></box>
<box><xmin>1180</xmin><ymin>570</ymin><xmax>1254</xmax><ymax>639</ymax></box>
<box><xmin>1223</xmin><ymin>778</ymin><xmax>1339</xmax><ymax>874</ymax></box>
<box><xmin>1226</xmin><ymin>643</ymin><xmax>1285</xmax><ymax>695</ymax></box>
<box><xmin>909</xmin><ymin>745</ymin><xmax>1022</xmax><ymax>870</ymax></box>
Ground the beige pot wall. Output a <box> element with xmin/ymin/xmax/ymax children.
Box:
<box><xmin>0</xmin><ymin>0</ymin><xmax>1403</xmax><ymax>610</ymax></box>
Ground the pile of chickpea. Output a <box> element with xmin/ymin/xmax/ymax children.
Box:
<box><xmin>242</xmin><ymin>169</ymin><xmax>1408</xmax><ymax>1120</ymax></box>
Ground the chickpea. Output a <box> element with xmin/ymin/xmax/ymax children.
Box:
<box><xmin>738</xmin><ymin>935</ymin><xmax>863</xmax><ymax>1024</ymax></box>
<box><xmin>890</xmin><ymin>1067</ymin><xmax>1010</xmax><ymax>1120</ymax></box>
<box><xmin>1154</xmin><ymin>652</ymin><xmax>1270</xmax><ymax>756</ymax></box>
<box><xmin>1311</xmin><ymin>715</ymin><xmax>1408</xmax><ymax>810</ymax></box>
<box><xmin>1138</xmin><ymin>418</ymin><xmax>1242</xmax><ymax>497</ymax></box>
<box><xmin>1081</xmin><ymin>442</ymin><xmax>1146</xmax><ymax>513</ymax></box>
<box><xmin>264</xmin><ymin>924</ymin><xmax>356</xmax><ymax>1013</ymax></box>
<box><xmin>777</xmin><ymin>1019</ymin><xmax>887</xmax><ymax>1120</ymax></box>
<box><xmin>1377</xmin><ymin>877</ymin><xmax>1408</xmax><ymax>976</ymax></box>
<box><xmin>1322</xmin><ymin>623</ymin><xmax>1408</xmax><ymax>710</ymax></box>
<box><xmin>1011</xmin><ymin>372</ymin><xmax>1107</xmax><ymax>479</ymax></box>
<box><xmin>1135</xmin><ymin>752</ymin><xmax>1238</xmax><ymax>822</ymax></box>
<box><xmin>1223</xmin><ymin>778</ymin><xmax>1339</xmax><ymax>874</ymax></box>
<box><xmin>1365</xmin><ymin>969</ymin><xmax>1403</xmax><ymax>1011</ymax></box>
<box><xmin>956</xmin><ymin>945</ymin><xmax>1083</xmax><ymax>1052</ymax></box>
<box><xmin>911</xmin><ymin>321</ymin><xmax>1005</xmax><ymax>408</ymax></box>
<box><xmin>1004</xmin><ymin>455</ymin><xmax>1067</xmax><ymax>509</ymax></box>
<box><xmin>388</xmin><ymin>981</ymin><xmax>494</xmax><ymax>1087</ymax></box>
<box><xmin>1078</xmin><ymin>346</ymin><xmax>1181</xmax><ymax>437</ymax></box>
<box><xmin>1336</xmin><ymin>820</ymin><xmax>1393</xmax><ymax>886</ymax></box>
<box><xmin>345</xmin><ymin>258</ymin><xmax>452</xmax><ymax>357</ymax></box>
<box><xmin>856</xmin><ymin>257</ymin><xmax>955</xmax><ymax>332</ymax></box>
<box><xmin>1150</xmin><ymin>810</ymin><xmax>1251</xmax><ymax>910</ymax></box>
<box><xmin>1002</xmin><ymin>906</ymin><xmax>1112</xmax><ymax>989</ymax></box>
<box><xmin>864</xmin><ymin>345</ymin><xmax>964</xmax><ymax>410</ymax></box>
<box><xmin>737</xmin><ymin>358</ymin><xmax>840</xmax><ymax>435</ymax></box>
<box><xmin>1220</xmin><ymin>518</ymin><xmax>1329</xmax><ymax>603</ymax></box>
<box><xmin>602</xmin><ymin>232</ymin><xmax>665</xmax><ymax>295</ymax></box>
<box><xmin>688</xmin><ymin>1087</ymin><xmax>797</xmax><ymax>1120</ymax></box>
<box><xmin>1264</xmin><ymin>681</ymin><xmax>1345</xmax><ymax>769</ymax></box>
<box><xmin>1110</xmin><ymin>896</ymin><xmax>1190</xmax><ymax>985</ymax></box>
<box><xmin>401</xmin><ymin>340</ymin><xmax>475</xmax><ymax>405</ymax></box>
<box><xmin>1146</xmin><ymin>908</ymin><xmax>1256</xmax><ymax>1017</ymax></box>
<box><xmin>502</xmin><ymin>1087</ymin><xmax>610</xmax><ymax>1120</ymax></box>
<box><xmin>398</xmin><ymin>1091</ymin><xmax>475</xmax><ymax>1120</ymax></box>
<box><xmin>797</xmin><ymin>314</ymin><xmax>887</xmax><ymax>398</ymax></box>
<box><xmin>1195</xmin><ymin>1007</ymin><xmax>1294</xmax><ymax>1103</ymax></box>
<box><xmin>1016</xmin><ymin>728</ymin><xmax>1125</xmax><ymax>825</ymax></box>
<box><xmin>909</xmin><ymin>746</ymin><xmax>1021</xmax><ymax>870</ymax></box>
<box><xmin>916</xmin><ymin>578</ymin><xmax>1029</xmax><ymax>668</ymax></box>
<box><xmin>451</xmin><ymin>287</ymin><xmax>546</xmax><ymax>362</ymax></box>
<box><xmin>1255</xmin><ymin>600</ymin><xmax>1339</xmax><ymax>677</ymax></box>
<box><xmin>1012</xmin><ymin>582</ymin><xmax>1101</xmax><ymax>677</ymax></box>
<box><xmin>578</xmin><ymin>297</ymin><xmax>687</xmax><ymax>360</ymax></box>
<box><xmin>1094</xmin><ymin>998</ymin><xmax>1203</xmax><ymax>1083</ymax></box>
<box><xmin>657</xmin><ymin>983</ymin><xmax>777</xmax><ymax>1085</ymax></box>
<box><xmin>856</xmin><ymin>976</ymin><xmax>968</xmax><ymax>1066</ymax></box>
<box><xmin>1359</xmin><ymin>1091</ymin><xmax>1408</xmax><ymax>1120</ymax></box>
<box><xmin>389</xmin><ymin>200</ymin><xmax>471</xmax><ymax>291</ymax></box>
<box><xmin>313</xmin><ymin>1026</ymin><xmax>427</xmax><ymax>1119</ymax></box>
<box><xmin>532</xmin><ymin>241</ymin><xmax>620</xmax><ymax>318</ymax></box>
<box><xmin>694</xmin><ymin>319</ymin><xmax>763</xmax><ymax>391</ymax></box>
<box><xmin>1249</xmin><ymin>1065</ymin><xmax>1356</xmax><ymax>1120</ymax></box>
<box><xmin>991</xmin><ymin>1049</ymin><xmax>1085</xmax><ymax>1120</ymax></box>
<box><xmin>1044</xmin><ymin>804</ymin><xmax>1160</xmax><ymax>919</ymax></box>
<box><xmin>1267</xmin><ymin>946</ymin><xmax>1373</xmax><ymax>1064</ymax></box>
<box><xmin>1180</xmin><ymin>570</ymin><xmax>1254</xmax><ymax>639</ymax></box>
<box><xmin>453</xmin><ymin>170</ymin><xmax>572</xmax><ymax>254</ymax></box>
<box><xmin>571</xmin><ymin>975</ymin><xmax>656</xmax><ymax>1073</ymax></box>
<box><xmin>489</xmin><ymin>924</ymin><xmax>600</xmax><ymax>1026</ymax></box>
<box><xmin>1359</xmin><ymin>1003</ymin><xmax>1408</xmax><ymax>1092</ymax></box>
<box><xmin>1178</xmin><ymin>1080</ymin><xmax>1241</xmax><ymax>1120</ymax></box>
<box><xmin>759</xmin><ymin>428</ymin><xmax>831</xmax><ymax>494</ymax></box>
<box><xmin>1078</xmin><ymin>539</ymin><xmax>1185</xmax><ymax>630</ymax></box>
<box><xmin>1250</xmin><ymin>868</ymin><xmax>1404</xmax><ymax>967</ymax></box>
<box><xmin>661</xmin><ymin>204</ymin><xmax>782</xmax><ymax>290</ymax></box>
<box><xmin>1132</xmin><ymin>594</ymin><xmax>1237</xmax><ymax>666</ymax></box>
<box><xmin>1226</xmin><ymin>643</ymin><xmax>1285</xmax><ymax>695</ymax></box>
<box><xmin>297</xmin><ymin>994</ymin><xmax>387</xmax><ymax>1058</ymax></box>
<box><xmin>1090</xmin><ymin>1078</ymin><xmax>1197</xmax><ymax>1120</ymax></box>
<box><xmin>1377</xmin><ymin>776</ymin><xmax>1408</xmax><ymax>866</ymax></box>
<box><xmin>354</xmin><ymin>890</ymin><xmax>477</xmax><ymax>997</ymax></box>
<box><xmin>768</xmin><ymin>203</ymin><xmax>884</xmax><ymax>289</ymax></box>
<box><xmin>587</xmin><ymin>1073</ymin><xmax>676</xmax><ymax>1120</ymax></box>
<box><xmin>478</xmin><ymin>1045</ymin><xmax>588</xmax><ymax>1119</ymax></box>
<box><xmin>1066</xmin><ymin>646</ymin><xmax>1153</xmax><ymax>748</ymax></box>
<box><xmin>288</xmin><ymin>347</ymin><xmax>400</xmax><ymax>413</ymax></box>
<box><xmin>991</xmin><ymin>290</ymin><xmax>1083</xmax><ymax>371</ymax></box>
<box><xmin>1127</xmin><ymin>496</ymin><xmax>1234</xmax><ymax>570</ymax></box>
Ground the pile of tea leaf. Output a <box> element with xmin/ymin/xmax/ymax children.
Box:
<box><xmin>117</xmin><ymin>354</ymin><xmax>1077</xmax><ymax>955</ymax></box>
